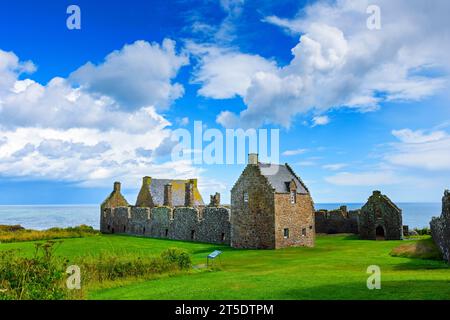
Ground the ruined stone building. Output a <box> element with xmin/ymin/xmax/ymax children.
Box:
<box><xmin>315</xmin><ymin>206</ymin><xmax>359</xmax><ymax>234</ymax></box>
<box><xmin>230</xmin><ymin>154</ymin><xmax>315</xmax><ymax>249</ymax></box>
<box><xmin>101</xmin><ymin>154</ymin><xmax>315</xmax><ymax>249</ymax></box>
<box><xmin>430</xmin><ymin>190</ymin><xmax>450</xmax><ymax>263</ymax></box>
<box><xmin>359</xmin><ymin>191</ymin><xmax>403</xmax><ymax>240</ymax></box>
<box><xmin>100</xmin><ymin>177</ymin><xmax>230</xmax><ymax>245</ymax></box>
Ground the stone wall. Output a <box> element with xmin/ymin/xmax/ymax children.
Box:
<box><xmin>274</xmin><ymin>193</ymin><xmax>315</xmax><ymax>248</ymax></box>
<box><xmin>100</xmin><ymin>205</ymin><xmax>230</xmax><ymax>245</ymax></box>
<box><xmin>315</xmin><ymin>206</ymin><xmax>359</xmax><ymax>234</ymax></box>
<box><xmin>359</xmin><ymin>191</ymin><xmax>403</xmax><ymax>240</ymax></box>
<box><xmin>230</xmin><ymin>164</ymin><xmax>276</xmax><ymax>249</ymax></box>
<box><xmin>430</xmin><ymin>190</ymin><xmax>450</xmax><ymax>263</ymax></box>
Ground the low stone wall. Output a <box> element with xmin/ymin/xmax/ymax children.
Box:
<box><xmin>315</xmin><ymin>206</ymin><xmax>359</xmax><ymax>234</ymax></box>
<box><xmin>430</xmin><ymin>190</ymin><xmax>450</xmax><ymax>263</ymax></box>
<box><xmin>100</xmin><ymin>205</ymin><xmax>230</xmax><ymax>245</ymax></box>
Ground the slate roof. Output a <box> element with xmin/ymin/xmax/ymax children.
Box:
<box><xmin>149</xmin><ymin>179</ymin><xmax>204</xmax><ymax>206</ymax></box>
<box><xmin>258</xmin><ymin>163</ymin><xmax>309</xmax><ymax>194</ymax></box>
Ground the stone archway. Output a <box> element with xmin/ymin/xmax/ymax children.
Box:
<box><xmin>375</xmin><ymin>225</ymin><xmax>385</xmax><ymax>240</ymax></box>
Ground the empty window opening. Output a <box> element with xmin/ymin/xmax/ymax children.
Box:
<box><xmin>221</xmin><ymin>232</ymin><xmax>226</xmax><ymax>241</ymax></box>
<box><xmin>123</xmin><ymin>225</ymin><xmax>126</xmax><ymax>232</ymax></box>
<box><xmin>143</xmin><ymin>227</ymin><xmax>146</xmax><ymax>234</ymax></box>
<box><xmin>302</xmin><ymin>228</ymin><xmax>307</xmax><ymax>236</ymax></box>
<box><xmin>283</xmin><ymin>228</ymin><xmax>289</xmax><ymax>239</ymax></box>
<box><xmin>191</xmin><ymin>230</ymin><xmax>196</xmax><ymax>240</ymax></box>
<box><xmin>243</xmin><ymin>192</ymin><xmax>249</xmax><ymax>203</ymax></box>
<box><xmin>165</xmin><ymin>229</ymin><xmax>169</xmax><ymax>237</ymax></box>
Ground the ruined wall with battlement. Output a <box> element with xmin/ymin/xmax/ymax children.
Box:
<box><xmin>315</xmin><ymin>206</ymin><xmax>360</xmax><ymax>234</ymax></box>
<box><xmin>100</xmin><ymin>205</ymin><xmax>230</xmax><ymax>245</ymax></box>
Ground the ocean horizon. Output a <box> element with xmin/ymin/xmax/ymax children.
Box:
<box><xmin>0</xmin><ymin>202</ymin><xmax>442</xmax><ymax>231</ymax></box>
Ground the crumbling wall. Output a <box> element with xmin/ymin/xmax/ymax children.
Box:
<box><xmin>200</xmin><ymin>207</ymin><xmax>230</xmax><ymax>244</ymax></box>
<box><xmin>101</xmin><ymin>205</ymin><xmax>231</xmax><ymax>245</ymax></box>
<box><xmin>430</xmin><ymin>190</ymin><xmax>450</xmax><ymax>263</ymax></box>
<box><xmin>150</xmin><ymin>206</ymin><xmax>172</xmax><ymax>238</ymax></box>
<box><xmin>315</xmin><ymin>206</ymin><xmax>359</xmax><ymax>234</ymax></box>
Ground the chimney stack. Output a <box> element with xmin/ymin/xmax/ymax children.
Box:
<box><xmin>113</xmin><ymin>182</ymin><xmax>121</xmax><ymax>192</ymax></box>
<box><xmin>185</xmin><ymin>181</ymin><xmax>194</xmax><ymax>207</ymax></box>
<box><xmin>164</xmin><ymin>184</ymin><xmax>173</xmax><ymax>207</ymax></box>
<box><xmin>248</xmin><ymin>153</ymin><xmax>258</xmax><ymax>165</ymax></box>
<box><xmin>210</xmin><ymin>192</ymin><xmax>220</xmax><ymax>207</ymax></box>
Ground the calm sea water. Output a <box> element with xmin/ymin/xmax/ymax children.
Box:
<box><xmin>0</xmin><ymin>203</ymin><xmax>442</xmax><ymax>230</ymax></box>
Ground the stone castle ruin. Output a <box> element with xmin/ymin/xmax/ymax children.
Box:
<box><xmin>430</xmin><ymin>190</ymin><xmax>450</xmax><ymax>262</ymax></box>
<box><xmin>101</xmin><ymin>177</ymin><xmax>231</xmax><ymax>245</ymax></box>
<box><xmin>101</xmin><ymin>154</ymin><xmax>315</xmax><ymax>249</ymax></box>
<box><xmin>315</xmin><ymin>206</ymin><xmax>359</xmax><ymax>234</ymax></box>
<box><xmin>314</xmin><ymin>191</ymin><xmax>404</xmax><ymax>240</ymax></box>
<box><xmin>231</xmin><ymin>154</ymin><xmax>315</xmax><ymax>249</ymax></box>
<box><xmin>358</xmin><ymin>191</ymin><xmax>403</xmax><ymax>240</ymax></box>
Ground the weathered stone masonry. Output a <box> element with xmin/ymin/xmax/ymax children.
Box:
<box><xmin>315</xmin><ymin>206</ymin><xmax>359</xmax><ymax>234</ymax></box>
<box><xmin>231</xmin><ymin>154</ymin><xmax>315</xmax><ymax>249</ymax></box>
<box><xmin>101</xmin><ymin>154</ymin><xmax>316</xmax><ymax>250</ymax></box>
<box><xmin>101</xmin><ymin>202</ymin><xmax>231</xmax><ymax>245</ymax></box>
<box><xmin>430</xmin><ymin>190</ymin><xmax>450</xmax><ymax>263</ymax></box>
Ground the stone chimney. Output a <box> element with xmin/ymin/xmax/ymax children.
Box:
<box><xmin>113</xmin><ymin>181</ymin><xmax>121</xmax><ymax>192</ymax></box>
<box><xmin>164</xmin><ymin>184</ymin><xmax>173</xmax><ymax>207</ymax></box>
<box><xmin>210</xmin><ymin>192</ymin><xmax>220</xmax><ymax>207</ymax></box>
<box><xmin>185</xmin><ymin>181</ymin><xmax>194</xmax><ymax>207</ymax></box>
<box><xmin>248</xmin><ymin>153</ymin><xmax>258</xmax><ymax>165</ymax></box>
<box><xmin>373</xmin><ymin>190</ymin><xmax>381</xmax><ymax>196</ymax></box>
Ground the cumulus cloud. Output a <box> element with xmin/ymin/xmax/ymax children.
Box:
<box><xmin>0</xmin><ymin>42</ymin><xmax>200</xmax><ymax>187</ymax></box>
<box><xmin>188</xmin><ymin>43</ymin><xmax>276</xmax><ymax>99</ymax></box>
<box><xmin>312</xmin><ymin>115</ymin><xmax>330</xmax><ymax>127</ymax></box>
<box><xmin>70</xmin><ymin>39</ymin><xmax>188</xmax><ymax>110</ymax></box>
<box><xmin>194</xmin><ymin>0</ymin><xmax>450</xmax><ymax>128</ymax></box>
<box><xmin>386</xmin><ymin>129</ymin><xmax>450</xmax><ymax>170</ymax></box>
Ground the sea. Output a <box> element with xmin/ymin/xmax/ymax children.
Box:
<box><xmin>0</xmin><ymin>203</ymin><xmax>443</xmax><ymax>230</ymax></box>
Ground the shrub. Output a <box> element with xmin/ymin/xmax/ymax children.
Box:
<box><xmin>160</xmin><ymin>248</ymin><xmax>192</xmax><ymax>269</ymax></box>
<box><xmin>413</xmin><ymin>227</ymin><xmax>432</xmax><ymax>236</ymax></box>
<box><xmin>76</xmin><ymin>248</ymin><xmax>192</xmax><ymax>284</ymax></box>
<box><xmin>0</xmin><ymin>225</ymin><xmax>100</xmax><ymax>243</ymax></box>
<box><xmin>0</xmin><ymin>241</ymin><xmax>68</xmax><ymax>300</ymax></box>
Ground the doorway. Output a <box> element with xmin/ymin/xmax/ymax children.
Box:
<box><xmin>375</xmin><ymin>225</ymin><xmax>385</xmax><ymax>240</ymax></box>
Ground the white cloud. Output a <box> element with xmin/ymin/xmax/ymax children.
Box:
<box><xmin>325</xmin><ymin>171</ymin><xmax>399</xmax><ymax>186</ymax></box>
<box><xmin>194</xmin><ymin>0</ymin><xmax>450</xmax><ymax>128</ymax></box>
<box><xmin>282</xmin><ymin>148</ymin><xmax>307</xmax><ymax>156</ymax></box>
<box><xmin>312</xmin><ymin>115</ymin><xmax>330</xmax><ymax>127</ymax></box>
<box><xmin>0</xmin><ymin>43</ymin><xmax>200</xmax><ymax>187</ymax></box>
<box><xmin>386</xmin><ymin>129</ymin><xmax>450</xmax><ymax>170</ymax></box>
<box><xmin>188</xmin><ymin>43</ymin><xmax>276</xmax><ymax>99</ymax></box>
<box><xmin>323</xmin><ymin>163</ymin><xmax>347</xmax><ymax>171</ymax></box>
<box><xmin>70</xmin><ymin>39</ymin><xmax>188</xmax><ymax>110</ymax></box>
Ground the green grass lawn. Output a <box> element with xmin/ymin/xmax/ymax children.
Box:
<box><xmin>1</xmin><ymin>234</ymin><xmax>449</xmax><ymax>300</ymax></box>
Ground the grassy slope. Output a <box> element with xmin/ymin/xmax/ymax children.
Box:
<box><xmin>1</xmin><ymin>234</ymin><xmax>448</xmax><ymax>300</ymax></box>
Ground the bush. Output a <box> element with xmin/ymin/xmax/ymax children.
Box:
<box><xmin>160</xmin><ymin>248</ymin><xmax>192</xmax><ymax>270</ymax></box>
<box><xmin>0</xmin><ymin>225</ymin><xmax>100</xmax><ymax>243</ymax></box>
<box><xmin>0</xmin><ymin>241</ymin><xmax>68</xmax><ymax>300</ymax></box>
<box><xmin>77</xmin><ymin>248</ymin><xmax>192</xmax><ymax>284</ymax></box>
<box><xmin>413</xmin><ymin>227</ymin><xmax>432</xmax><ymax>236</ymax></box>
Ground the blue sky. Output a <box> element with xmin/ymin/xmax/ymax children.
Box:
<box><xmin>0</xmin><ymin>0</ymin><xmax>449</xmax><ymax>205</ymax></box>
